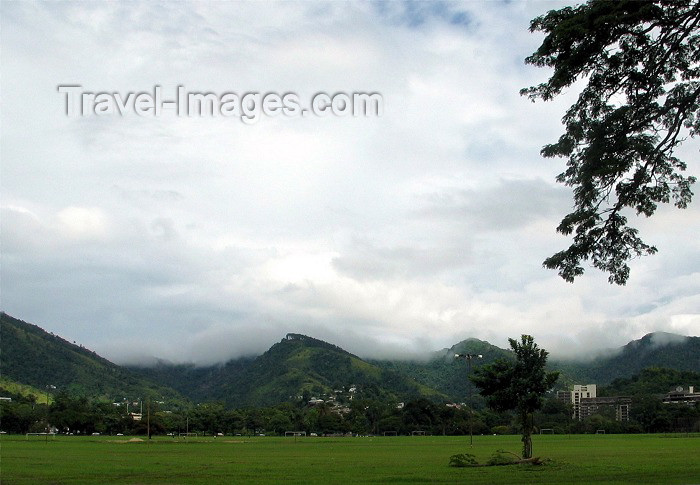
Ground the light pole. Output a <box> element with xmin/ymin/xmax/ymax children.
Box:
<box><xmin>45</xmin><ymin>385</ymin><xmax>56</xmax><ymax>442</ymax></box>
<box><xmin>455</xmin><ymin>353</ymin><xmax>482</xmax><ymax>446</ymax></box>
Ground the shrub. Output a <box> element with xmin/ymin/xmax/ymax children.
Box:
<box><xmin>448</xmin><ymin>453</ymin><xmax>478</xmax><ymax>467</ymax></box>
<box><xmin>490</xmin><ymin>425</ymin><xmax>511</xmax><ymax>435</ymax></box>
<box><xmin>487</xmin><ymin>450</ymin><xmax>517</xmax><ymax>466</ymax></box>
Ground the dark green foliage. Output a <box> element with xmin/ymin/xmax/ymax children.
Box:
<box><xmin>449</xmin><ymin>453</ymin><xmax>478</xmax><ymax>467</ymax></box>
<box><xmin>402</xmin><ymin>398</ymin><xmax>438</xmax><ymax>430</ymax></box>
<box><xmin>602</xmin><ymin>367</ymin><xmax>700</xmax><ymax>397</ymax></box>
<box><xmin>0</xmin><ymin>395</ymin><xmax>43</xmax><ymax>434</ymax></box>
<box><xmin>471</xmin><ymin>335</ymin><xmax>559</xmax><ymax>458</ymax></box>
<box><xmin>523</xmin><ymin>0</ymin><xmax>700</xmax><ymax>284</ymax></box>
<box><xmin>132</xmin><ymin>334</ymin><xmax>446</xmax><ymax>408</ymax></box>
<box><xmin>125</xmin><ymin>359</ymin><xmax>252</xmax><ymax>404</ymax></box>
<box><xmin>534</xmin><ymin>397</ymin><xmax>574</xmax><ymax>434</ymax></box>
<box><xmin>376</xmin><ymin>333</ymin><xmax>698</xmax><ymax>401</ymax></box>
<box><xmin>471</xmin><ymin>336</ymin><xmax>559</xmax><ymax>414</ymax></box>
<box><xmin>448</xmin><ymin>450</ymin><xmax>536</xmax><ymax>468</ymax></box>
<box><xmin>487</xmin><ymin>450</ymin><xmax>518</xmax><ymax>466</ymax></box>
<box><xmin>629</xmin><ymin>395</ymin><xmax>699</xmax><ymax>432</ymax></box>
<box><xmin>0</xmin><ymin>313</ymin><xmax>186</xmax><ymax>404</ymax></box>
<box><xmin>6</xmin><ymin>311</ymin><xmax>698</xmax><ymax>412</ymax></box>
<box><xmin>370</xmin><ymin>338</ymin><xmax>513</xmax><ymax>404</ymax></box>
<box><xmin>3</xmin><ymin>312</ymin><xmax>699</xmax><ymax>438</ymax></box>
<box><xmin>1</xmin><ymin>311</ymin><xmax>445</xmax><ymax>410</ymax></box>
<box><xmin>490</xmin><ymin>425</ymin><xmax>513</xmax><ymax>435</ymax></box>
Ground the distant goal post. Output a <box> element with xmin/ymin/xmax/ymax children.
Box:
<box><xmin>382</xmin><ymin>431</ymin><xmax>398</xmax><ymax>436</ymax></box>
<box><xmin>596</xmin><ymin>429</ymin><xmax>606</xmax><ymax>434</ymax></box>
<box><xmin>539</xmin><ymin>428</ymin><xmax>554</xmax><ymax>434</ymax></box>
<box><xmin>284</xmin><ymin>431</ymin><xmax>306</xmax><ymax>437</ymax></box>
<box><xmin>26</xmin><ymin>432</ymin><xmax>56</xmax><ymax>440</ymax></box>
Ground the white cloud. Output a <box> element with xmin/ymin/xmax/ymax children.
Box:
<box><xmin>56</xmin><ymin>206</ymin><xmax>110</xmax><ymax>240</ymax></box>
<box><xmin>1</xmin><ymin>1</ymin><xmax>698</xmax><ymax>366</ymax></box>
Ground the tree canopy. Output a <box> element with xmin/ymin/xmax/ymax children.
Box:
<box><xmin>523</xmin><ymin>0</ymin><xmax>700</xmax><ymax>284</ymax></box>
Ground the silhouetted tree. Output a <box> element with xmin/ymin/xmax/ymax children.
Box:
<box><xmin>524</xmin><ymin>0</ymin><xmax>700</xmax><ymax>284</ymax></box>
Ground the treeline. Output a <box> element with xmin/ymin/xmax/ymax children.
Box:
<box><xmin>537</xmin><ymin>397</ymin><xmax>700</xmax><ymax>434</ymax></box>
<box><xmin>602</xmin><ymin>368</ymin><xmax>700</xmax><ymax>397</ymax></box>
<box><xmin>0</xmin><ymin>392</ymin><xmax>488</xmax><ymax>436</ymax></box>
<box><xmin>2</xmin><ymin>389</ymin><xmax>698</xmax><ymax>437</ymax></box>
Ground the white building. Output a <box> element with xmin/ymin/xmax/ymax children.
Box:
<box><xmin>557</xmin><ymin>384</ymin><xmax>597</xmax><ymax>420</ymax></box>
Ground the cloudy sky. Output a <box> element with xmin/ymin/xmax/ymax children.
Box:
<box><xmin>2</xmin><ymin>1</ymin><xmax>698</xmax><ymax>366</ymax></box>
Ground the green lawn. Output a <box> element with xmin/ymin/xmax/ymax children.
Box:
<box><xmin>1</xmin><ymin>434</ymin><xmax>698</xmax><ymax>484</ymax></box>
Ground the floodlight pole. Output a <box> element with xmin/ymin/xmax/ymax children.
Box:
<box><xmin>45</xmin><ymin>385</ymin><xmax>56</xmax><ymax>442</ymax></box>
<box><xmin>455</xmin><ymin>353</ymin><xmax>482</xmax><ymax>446</ymax></box>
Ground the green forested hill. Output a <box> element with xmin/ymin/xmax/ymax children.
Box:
<box><xmin>600</xmin><ymin>367</ymin><xmax>700</xmax><ymax>397</ymax></box>
<box><xmin>371</xmin><ymin>338</ymin><xmax>513</xmax><ymax>403</ymax></box>
<box><xmin>549</xmin><ymin>333</ymin><xmax>700</xmax><ymax>386</ymax></box>
<box><xmin>0</xmin><ymin>313</ymin><xmax>185</xmax><ymax>404</ymax></box>
<box><xmin>132</xmin><ymin>334</ymin><xmax>446</xmax><ymax>407</ymax></box>
<box><xmin>374</xmin><ymin>333</ymin><xmax>700</xmax><ymax>398</ymax></box>
<box><xmin>3</xmin><ymin>312</ymin><xmax>698</xmax><ymax>407</ymax></box>
<box><xmin>128</xmin><ymin>358</ymin><xmax>253</xmax><ymax>404</ymax></box>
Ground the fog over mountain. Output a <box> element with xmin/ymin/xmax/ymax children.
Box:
<box><xmin>4</xmin><ymin>312</ymin><xmax>698</xmax><ymax>411</ymax></box>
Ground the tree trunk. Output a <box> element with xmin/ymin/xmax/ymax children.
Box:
<box><xmin>521</xmin><ymin>411</ymin><xmax>532</xmax><ymax>459</ymax></box>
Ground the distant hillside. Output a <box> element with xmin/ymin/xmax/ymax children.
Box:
<box><xmin>371</xmin><ymin>338</ymin><xmax>513</xmax><ymax>403</ymax></box>
<box><xmin>550</xmin><ymin>332</ymin><xmax>700</xmax><ymax>386</ymax></box>
<box><xmin>129</xmin><ymin>358</ymin><xmax>254</xmax><ymax>404</ymax></box>
<box><xmin>375</xmin><ymin>333</ymin><xmax>700</xmax><ymax>399</ymax></box>
<box><xmin>132</xmin><ymin>333</ymin><xmax>446</xmax><ymax>407</ymax></box>
<box><xmin>0</xmin><ymin>376</ymin><xmax>53</xmax><ymax>403</ymax></box>
<box><xmin>4</xmin><ymin>313</ymin><xmax>698</xmax><ymax>407</ymax></box>
<box><xmin>600</xmin><ymin>367</ymin><xmax>700</xmax><ymax>397</ymax></box>
<box><xmin>0</xmin><ymin>313</ymin><xmax>186</xmax><ymax>404</ymax></box>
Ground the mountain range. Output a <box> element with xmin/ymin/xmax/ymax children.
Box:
<box><xmin>131</xmin><ymin>333</ymin><xmax>445</xmax><ymax>407</ymax></box>
<box><xmin>1</xmin><ymin>312</ymin><xmax>698</xmax><ymax>407</ymax></box>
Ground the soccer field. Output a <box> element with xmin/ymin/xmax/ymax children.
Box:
<box><xmin>2</xmin><ymin>433</ymin><xmax>699</xmax><ymax>483</ymax></box>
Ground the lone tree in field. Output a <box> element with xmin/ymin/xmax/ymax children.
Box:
<box><xmin>523</xmin><ymin>0</ymin><xmax>700</xmax><ymax>285</ymax></box>
<box><xmin>470</xmin><ymin>335</ymin><xmax>558</xmax><ymax>459</ymax></box>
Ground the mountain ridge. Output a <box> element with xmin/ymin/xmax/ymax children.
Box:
<box><xmin>549</xmin><ymin>332</ymin><xmax>700</xmax><ymax>385</ymax></box>
<box><xmin>2</xmin><ymin>312</ymin><xmax>697</xmax><ymax>408</ymax></box>
<box><xmin>131</xmin><ymin>332</ymin><xmax>447</xmax><ymax>407</ymax></box>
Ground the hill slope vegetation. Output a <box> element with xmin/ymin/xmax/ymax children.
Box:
<box><xmin>2</xmin><ymin>313</ymin><xmax>698</xmax><ymax>407</ymax></box>
<box><xmin>0</xmin><ymin>313</ymin><xmax>185</xmax><ymax>403</ymax></box>
<box><xmin>132</xmin><ymin>334</ymin><xmax>446</xmax><ymax>407</ymax></box>
<box><xmin>550</xmin><ymin>333</ymin><xmax>700</xmax><ymax>385</ymax></box>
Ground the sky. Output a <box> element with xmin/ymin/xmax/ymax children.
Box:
<box><xmin>1</xmin><ymin>1</ymin><xmax>699</xmax><ymax>366</ymax></box>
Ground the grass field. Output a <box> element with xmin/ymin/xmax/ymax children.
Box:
<box><xmin>1</xmin><ymin>433</ymin><xmax>699</xmax><ymax>484</ymax></box>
